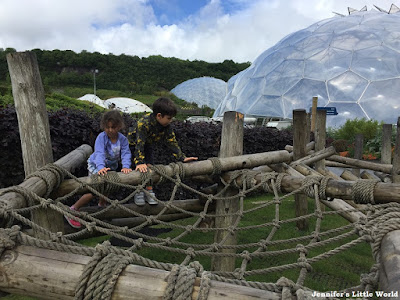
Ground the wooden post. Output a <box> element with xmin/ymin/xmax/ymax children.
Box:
<box><xmin>310</xmin><ymin>96</ymin><xmax>318</xmax><ymax>132</ymax></box>
<box><xmin>352</xmin><ymin>134</ymin><xmax>364</xmax><ymax>177</ymax></box>
<box><xmin>314</xmin><ymin>110</ymin><xmax>327</xmax><ymax>172</ymax></box>
<box><xmin>314</xmin><ymin>109</ymin><xmax>326</xmax><ymax>211</ymax></box>
<box><xmin>212</xmin><ymin>111</ymin><xmax>243</xmax><ymax>272</ymax></box>
<box><xmin>381</xmin><ymin>124</ymin><xmax>392</xmax><ymax>164</ymax></box>
<box><xmin>392</xmin><ymin>117</ymin><xmax>400</xmax><ymax>183</ymax></box>
<box><xmin>6</xmin><ymin>51</ymin><xmax>64</xmax><ymax>238</ymax></box>
<box><xmin>293</xmin><ymin>109</ymin><xmax>308</xmax><ymax>230</ymax></box>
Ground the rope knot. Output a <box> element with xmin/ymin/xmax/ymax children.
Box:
<box><xmin>240</xmin><ymin>250</ymin><xmax>251</xmax><ymax>262</ymax></box>
<box><xmin>296</xmin><ymin>244</ymin><xmax>308</xmax><ymax>256</ymax></box>
<box><xmin>86</xmin><ymin>222</ymin><xmax>97</xmax><ymax>232</ymax></box>
<box><xmin>188</xmin><ymin>261</ymin><xmax>204</xmax><ymax>275</ymax></box>
<box><xmin>273</xmin><ymin>220</ymin><xmax>281</xmax><ymax>229</ymax></box>
<box><xmin>186</xmin><ymin>247</ymin><xmax>196</xmax><ymax>258</ymax></box>
<box><xmin>51</xmin><ymin>231</ymin><xmax>63</xmax><ymax>242</ymax></box>
<box><xmin>185</xmin><ymin>225</ymin><xmax>194</xmax><ymax>233</ymax></box>
<box><xmin>0</xmin><ymin>226</ymin><xmax>20</xmax><ymax>256</ymax></box>
<box><xmin>297</xmin><ymin>257</ymin><xmax>312</xmax><ymax>272</ymax></box>
<box><xmin>40</xmin><ymin>198</ymin><xmax>53</xmax><ymax>208</ymax></box>
<box><xmin>164</xmin><ymin>237</ymin><xmax>172</xmax><ymax>246</ymax></box>
<box><xmin>146</xmin><ymin>215</ymin><xmax>156</xmax><ymax>224</ymax></box>
<box><xmin>311</xmin><ymin>231</ymin><xmax>321</xmax><ymax>242</ymax></box>
<box><xmin>163</xmin><ymin>264</ymin><xmax>197</xmax><ymax>300</ymax></box>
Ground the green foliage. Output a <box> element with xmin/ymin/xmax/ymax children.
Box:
<box><xmin>328</xmin><ymin>118</ymin><xmax>381</xmax><ymax>142</ymax></box>
<box><xmin>0</xmin><ymin>49</ymin><xmax>250</xmax><ymax>96</ymax></box>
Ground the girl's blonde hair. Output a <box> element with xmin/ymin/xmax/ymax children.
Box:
<box><xmin>100</xmin><ymin>110</ymin><xmax>125</xmax><ymax>130</ymax></box>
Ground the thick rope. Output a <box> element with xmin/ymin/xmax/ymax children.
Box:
<box><xmin>163</xmin><ymin>264</ymin><xmax>197</xmax><ymax>300</ymax></box>
<box><xmin>0</xmin><ymin>161</ymin><xmax>392</xmax><ymax>299</ymax></box>
<box><xmin>352</xmin><ymin>179</ymin><xmax>380</xmax><ymax>204</ymax></box>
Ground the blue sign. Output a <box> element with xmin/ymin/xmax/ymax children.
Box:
<box><xmin>316</xmin><ymin>107</ymin><xmax>338</xmax><ymax>115</ymax></box>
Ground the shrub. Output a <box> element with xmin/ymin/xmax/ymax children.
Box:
<box><xmin>328</xmin><ymin>118</ymin><xmax>381</xmax><ymax>142</ymax></box>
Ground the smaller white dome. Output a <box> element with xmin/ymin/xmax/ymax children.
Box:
<box><xmin>171</xmin><ymin>76</ymin><xmax>227</xmax><ymax>109</ymax></box>
<box><xmin>78</xmin><ymin>94</ymin><xmax>106</xmax><ymax>108</ymax></box>
<box><xmin>104</xmin><ymin>97</ymin><xmax>152</xmax><ymax>114</ymax></box>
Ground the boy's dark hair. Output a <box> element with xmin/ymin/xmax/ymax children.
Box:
<box><xmin>100</xmin><ymin>110</ymin><xmax>125</xmax><ymax>130</ymax></box>
<box><xmin>152</xmin><ymin>97</ymin><xmax>177</xmax><ymax>117</ymax></box>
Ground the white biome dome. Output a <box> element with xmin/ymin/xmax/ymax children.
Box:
<box><xmin>104</xmin><ymin>97</ymin><xmax>152</xmax><ymax>114</ymax></box>
<box><xmin>171</xmin><ymin>76</ymin><xmax>227</xmax><ymax>109</ymax></box>
<box><xmin>214</xmin><ymin>5</ymin><xmax>400</xmax><ymax>127</ymax></box>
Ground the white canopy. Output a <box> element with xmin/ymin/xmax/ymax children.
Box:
<box><xmin>78</xmin><ymin>94</ymin><xmax>106</xmax><ymax>108</ymax></box>
<box><xmin>104</xmin><ymin>97</ymin><xmax>152</xmax><ymax>114</ymax></box>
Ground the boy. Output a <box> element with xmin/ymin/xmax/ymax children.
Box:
<box><xmin>128</xmin><ymin>97</ymin><xmax>198</xmax><ymax>206</ymax></box>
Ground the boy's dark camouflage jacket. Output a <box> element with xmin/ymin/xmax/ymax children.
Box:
<box><xmin>128</xmin><ymin>113</ymin><xmax>186</xmax><ymax>165</ymax></box>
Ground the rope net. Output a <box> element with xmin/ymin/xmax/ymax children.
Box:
<box><xmin>0</xmin><ymin>161</ymin><xmax>395</xmax><ymax>299</ymax></box>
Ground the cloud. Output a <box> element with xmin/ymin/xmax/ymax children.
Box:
<box><xmin>0</xmin><ymin>0</ymin><xmax>397</xmax><ymax>63</ymax></box>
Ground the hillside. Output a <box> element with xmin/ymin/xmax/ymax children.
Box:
<box><xmin>0</xmin><ymin>48</ymin><xmax>250</xmax><ymax>95</ymax></box>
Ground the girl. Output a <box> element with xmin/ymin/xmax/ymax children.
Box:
<box><xmin>65</xmin><ymin>110</ymin><xmax>132</xmax><ymax>228</ymax></box>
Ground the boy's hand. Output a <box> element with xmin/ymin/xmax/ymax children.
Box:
<box><xmin>98</xmin><ymin>167</ymin><xmax>111</xmax><ymax>176</ymax></box>
<box><xmin>183</xmin><ymin>157</ymin><xmax>198</xmax><ymax>163</ymax></box>
<box><xmin>135</xmin><ymin>164</ymin><xmax>148</xmax><ymax>172</ymax></box>
<box><xmin>121</xmin><ymin>168</ymin><xmax>132</xmax><ymax>174</ymax></box>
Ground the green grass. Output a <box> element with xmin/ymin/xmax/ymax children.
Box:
<box><xmin>84</xmin><ymin>193</ymin><xmax>373</xmax><ymax>292</ymax></box>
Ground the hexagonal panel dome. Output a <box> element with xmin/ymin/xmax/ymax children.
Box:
<box><xmin>171</xmin><ymin>77</ymin><xmax>227</xmax><ymax>109</ymax></box>
<box><xmin>213</xmin><ymin>8</ymin><xmax>400</xmax><ymax>127</ymax></box>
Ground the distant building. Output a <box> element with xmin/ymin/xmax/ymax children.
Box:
<box><xmin>214</xmin><ymin>5</ymin><xmax>400</xmax><ymax>127</ymax></box>
<box><xmin>104</xmin><ymin>97</ymin><xmax>152</xmax><ymax>114</ymax></box>
<box><xmin>171</xmin><ymin>76</ymin><xmax>227</xmax><ymax>109</ymax></box>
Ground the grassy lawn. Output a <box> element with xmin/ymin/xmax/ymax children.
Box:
<box><xmin>3</xmin><ymin>193</ymin><xmax>374</xmax><ymax>299</ymax></box>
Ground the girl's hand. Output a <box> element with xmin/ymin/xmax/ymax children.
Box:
<box><xmin>183</xmin><ymin>157</ymin><xmax>198</xmax><ymax>163</ymax></box>
<box><xmin>121</xmin><ymin>168</ymin><xmax>132</xmax><ymax>174</ymax></box>
<box><xmin>135</xmin><ymin>164</ymin><xmax>148</xmax><ymax>173</ymax></box>
<box><xmin>98</xmin><ymin>167</ymin><xmax>111</xmax><ymax>176</ymax></box>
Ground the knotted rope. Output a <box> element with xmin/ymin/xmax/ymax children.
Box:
<box><xmin>25</xmin><ymin>163</ymin><xmax>66</xmax><ymax>200</ymax></box>
<box><xmin>208</xmin><ymin>157</ymin><xmax>223</xmax><ymax>176</ymax></box>
<box><xmin>90</xmin><ymin>171</ymin><xmax>121</xmax><ymax>196</ymax></box>
<box><xmin>0</xmin><ymin>225</ymin><xmax>20</xmax><ymax>256</ymax></box>
<box><xmin>163</xmin><ymin>264</ymin><xmax>197</xmax><ymax>300</ymax></box>
<box><xmin>352</xmin><ymin>179</ymin><xmax>380</xmax><ymax>204</ymax></box>
<box><xmin>75</xmin><ymin>241</ymin><xmax>134</xmax><ymax>300</ymax></box>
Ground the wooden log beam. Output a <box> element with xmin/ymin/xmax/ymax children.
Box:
<box><xmin>0</xmin><ymin>245</ymin><xmax>280</xmax><ymax>300</ymax></box>
<box><xmin>55</xmin><ymin>150</ymin><xmax>292</xmax><ymax>197</ymax></box>
<box><xmin>285</xmin><ymin>141</ymin><xmax>315</xmax><ymax>153</ymax></box>
<box><xmin>226</xmin><ymin>172</ymin><xmax>400</xmax><ymax>204</ymax></box>
<box><xmin>374</xmin><ymin>172</ymin><xmax>392</xmax><ymax>183</ymax></box>
<box><xmin>325</xmin><ymin>160</ymin><xmax>352</xmax><ymax>168</ymax></box>
<box><xmin>0</xmin><ymin>144</ymin><xmax>92</xmax><ymax>210</ymax></box>
<box><xmin>328</xmin><ymin>155</ymin><xmax>392</xmax><ymax>174</ymax></box>
<box><xmin>290</xmin><ymin>146</ymin><xmax>336</xmax><ymax>167</ymax></box>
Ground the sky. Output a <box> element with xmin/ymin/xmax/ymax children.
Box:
<box><xmin>0</xmin><ymin>0</ymin><xmax>397</xmax><ymax>63</ymax></box>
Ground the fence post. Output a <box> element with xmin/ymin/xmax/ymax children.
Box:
<box><xmin>392</xmin><ymin>117</ymin><xmax>400</xmax><ymax>183</ymax></box>
<box><xmin>381</xmin><ymin>124</ymin><xmax>392</xmax><ymax>164</ymax></box>
<box><xmin>314</xmin><ymin>110</ymin><xmax>327</xmax><ymax>172</ymax></box>
<box><xmin>7</xmin><ymin>51</ymin><xmax>64</xmax><ymax>238</ymax></box>
<box><xmin>293</xmin><ymin>109</ymin><xmax>308</xmax><ymax>230</ymax></box>
<box><xmin>310</xmin><ymin>96</ymin><xmax>318</xmax><ymax>133</ymax></box>
<box><xmin>211</xmin><ymin>111</ymin><xmax>243</xmax><ymax>272</ymax></box>
<box><xmin>352</xmin><ymin>134</ymin><xmax>364</xmax><ymax>177</ymax></box>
